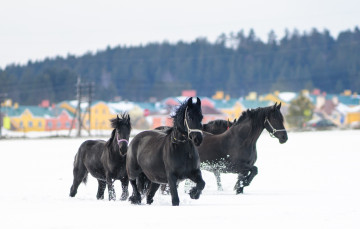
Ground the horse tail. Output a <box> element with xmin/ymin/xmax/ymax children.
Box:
<box><xmin>73</xmin><ymin>146</ymin><xmax>88</xmax><ymax>185</ymax></box>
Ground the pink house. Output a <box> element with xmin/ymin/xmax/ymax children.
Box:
<box><xmin>45</xmin><ymin>110</ymin><xmax>75</xmax><ymax>131</ymax></box>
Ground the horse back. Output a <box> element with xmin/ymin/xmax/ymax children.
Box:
<box><xmin>75</xmin><ymin>140</ymin><xmax>106</xmax><ymax>178</ymax></box>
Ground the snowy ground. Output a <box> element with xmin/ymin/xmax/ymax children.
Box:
<box><xmin>0</xmin><ymin>130</ymin><xmax>359</xmax><ymax>229</ymax></box>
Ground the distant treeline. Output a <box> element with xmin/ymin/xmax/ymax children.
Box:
<box><xmin>1</xmin><ymin>28</ymin><xmax>360</xmax><ymax>105</ymax></box>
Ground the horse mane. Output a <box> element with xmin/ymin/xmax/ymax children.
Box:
<box><xmin>171</xmin><ymin>99</ymin><xmax>189</xmax><ymax>130</ymax></box>
<box><xmin>234</xmin><ymin>106</ymin><xmax>275</xmax><ymax>129</ymax></box>
<box><xmin>206</xmin><ymin>120</ymin><xmax>226</xmax><ymax>125</ymax></box>
<box><xmin>105</xmin><ymin>113</ymin><xmax>131</xmax><ymax>148</ymax></box>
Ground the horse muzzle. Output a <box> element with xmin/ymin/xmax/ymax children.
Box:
<box><xmin>119</xmin><ymin>143</ymin><xmax>128</xmax><ymax>156</ymax></box>
<box><xmin>278</xmin><ymin>133</ymin><xmax>288</xmax><ymax>144</ymax></box>
<box><xmin>190</xmin><ymin>132</ymin><xmax>203</xmax><ymax>146</ymax></box>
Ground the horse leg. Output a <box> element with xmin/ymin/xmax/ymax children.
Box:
<box><xmin>167</xmin><ymin>173</ymin><xmax>180</xmax><ymax>206</ymax></box>
<box><xmin>160</xmin><ymin>184</ymin><xmax>170</xmax><ymax>195</ymax></box>
<box><xmin>106</xmin><ymin>177</ymin><xmax>116</xmax><ymax>201</ymax></box>
<box><xmin>96</xmin><ymin>180</ymin><xmax>106</xmax><ymax>200</ymax></box>
<box><xmin>234</xmin><ymin>173</ymin><xmax>247</xmax><ymax>194</ymax></box>
<box><xmin>243</xmin><ymin>166</ymin><xmax>258</xmax><ymax>186</ymax></box>
<box><xmin>213</xmin><ymin>170</ymin><xmax>223</xmax><ymax>191</ymax></box>
<box><xmin>188</xmin><ymin>169</ymin><xmax>205</xmax><ymax>200</ymax></box>
<box><xmin>119</xmin><ymin>176</ymin><xmax>129</xmax><ymax>201</ymax></box>
<box><xmin>146</xmin><ymin>183</ymin><xmax>160</xmax><ymax>205</ymax></box>
<box><xmin>69</xmin><ymin>163</ymin><xmax>88</xmax><ymax>197</ymax></box>
<box><xmin>129</xmin><ymin>179</ymin><xmax>141</xmax><ymax>204</ymax></box>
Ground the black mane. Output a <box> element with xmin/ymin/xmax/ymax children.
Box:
<box><xmin>235</xmin><ymin>106</ymin><xmax>276</xmax><ymax>125</ymax></box>
<box><xmin>171</xmin><ymin>100</ymin><xmax>188</xmax><ymax>129</ymax></box>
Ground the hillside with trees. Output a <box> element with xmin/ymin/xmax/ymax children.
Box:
<box><xmin>1</xmin><ymin>28</ymin><xmax>360</xmax><ymax>104</ymax></box>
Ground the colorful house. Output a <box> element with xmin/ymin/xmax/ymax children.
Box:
<box><xmin>7</xmin><ymin>106</ymin><xmax>49</xmax><ymax>132</ymax></box>
<box><xmin>45</xmin><ymin>109</ymin><xmax>75</xmax><ymax>131</ymax></box>
<box><xmin>213</xmin><ymin>99</ymin><xmax>243</xmax><ymax>121</ymax></box>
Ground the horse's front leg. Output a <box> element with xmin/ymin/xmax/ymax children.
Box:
<box><xmin>234</xmin><ymin>173</ymin><xmax>246</xmax><ymax>194</ymax></box>
<box><xmin>243</xmin><ymin>166</ymin><xmax>258</xmax><ymax>186</ymax></box>
<box><xmin>119</xmin><ymin>176</ymin><xmax>129</xmax><ymax>201</ymax></box>
<box><xmin>167</xmin><ymin>173</ymin><xmax>180</xmax><ymax>206</ymax></box>
<box><xmin>188</xmin><ymin>169</ymin><xmax>205</xmax><ymax>199</ymax></box>
<box><xmin>106</xmin><ymin>177</ymin><xmax>116</xmax><ymax>201</ymax></box>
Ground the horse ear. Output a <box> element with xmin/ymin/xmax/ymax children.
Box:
<box><xmin>117</xmin><ymin>114</ymin><xmax>120</xmax><ymax>120</ymax></box>
<box><xmin>277</xmin><ymin>102</ymin><xmax>282</xmax><ymax>110</ymax></box>
<box><xmin>273</xmin><ymin>102</ymin><xmax>277</xmax><ymax>110</ymax></box>
<box><xmin>127</xmin><ymin>113</ymin><xmax>130</xmax><ymax>121</ymax></box>
<box><xmin>187</xmin><ymin>97</ymin><xmax>193</xmax><ymax>107</ymax></box>
<box><xmin>196</xmin><ymin>97</ymin><xmax>201</xmax><ymax>106</ymax></box>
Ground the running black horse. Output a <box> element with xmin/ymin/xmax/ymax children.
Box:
<box><xmin>197</xmin><ymin>103</ymin><xmax>288</xmax><ymax>193</ymax></box>
<box><xmin>69</xmin><ymin>114</ymin><xmax>131</xmax><ymax>200</ymax></box>
<box><xmin>126</xmin><ymin>97</ymin><xmax>205</xmax><ymax>206</ymax></box>
<box><xmin>156</xmin><ymin>118</ymin><xmax>235</xmax><ymax>194</ymax></box>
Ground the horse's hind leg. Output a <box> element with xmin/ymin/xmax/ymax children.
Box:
<box><xmin>213</xmin><ymin>170</ymin><xmax>223</xmax><ymax>191</ymax></box>
<box><xmin>69</xmin><ymin>163</ymin><xmax>88</xmax><ymax>197</ymax></box>
<box><xmin>119</xmin><ymin>176</ymin><xmax>129</xmax><ymax>201</ymax></box>
<box><xmin>146</xmin><ymin>183</ymin><xmax>160</xmax><ymax>205</ymax></box>
<box><xmin>96</xmin><ymin>180</ymin><xmax>106</xmax><ymax>200</ymax></box>
<box><xmin>129</xmin><ymin>179</ymin><xmax>141</xmax><ymax>204</ymax></box>
<box><xmin>188</xmin><ymin>169</ymin><xmax>205</xmax><ymax>200</ymax></box>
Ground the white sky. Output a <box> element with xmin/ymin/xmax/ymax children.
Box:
<box><xmin>0</xmin><ymin>0</ymin><xmax>359</xmax><ymax>68</ymax></box>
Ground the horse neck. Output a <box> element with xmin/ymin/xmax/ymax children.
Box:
<box><xmin>107</xmin><ymin>132</ymin><xmax>122</xmax><ymax>160</ymax></box>
<box><xmin>230</xmin><ymin>113</ymin><xmax>266</xmax><ymax>145</ymax></box>
<box><xmin>171</xmin><ymin>126</ymin><xmax>188</xmax><ymax>143</ymax></box>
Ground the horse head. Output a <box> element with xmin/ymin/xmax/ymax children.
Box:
<box><xmin>184</xmin><ymin>97</ymin><xmax>204</xmax><ymax>146</ymax></box>
<box><xmin>110</xmin><ymin>113</ymin><xmax>131</xmax><ymax>155</ymax></box>
<box><xmin>264</xmin><ymin>102</ymin><xmax>288</xmax><ymax>144</ymax></box>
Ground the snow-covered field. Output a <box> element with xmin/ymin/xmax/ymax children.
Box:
<box><xmin>0</xmin><ymin>130</ymin><xmax>359</xmax><ymax>229</ymax></box>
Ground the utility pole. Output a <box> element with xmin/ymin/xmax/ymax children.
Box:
<box><xmin>76</xmin><ymin>76</ymin><xmax>82</xmax><ymax>137</ymax></box>
<box><xmin>0</xmin><ymin>93</ymin><xmax>8</xmax><ymax>139</ymax></box>
<box><xmin>68</xmin><ymin>76</ymin><xmax>94</xmax><ymax>137</ymax></box>
<box><xmin>87</xmin><ymin>82</ymin><xmax>94</xmax><ymax>136</ymax></box>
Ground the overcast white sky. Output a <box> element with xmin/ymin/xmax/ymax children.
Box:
<box><xmin>0</xmin><ymin>0</ymin><xmax>359</xmax><ymax>68</ymax></box>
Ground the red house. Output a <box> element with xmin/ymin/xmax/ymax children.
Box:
<box><xmin>45</xmin><ymin>109</ymin><xmax>76</xmax><ymax>131</ymax></box>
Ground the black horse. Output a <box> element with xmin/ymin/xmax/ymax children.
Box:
<box><xmin>69</xmin><ymin>114</ymin><xmax>131</xmax><ymax>200</ymax></box>
<box><xmin>156</xmin><ymin>118</ymin><xmax>236</xmax><ymax>194</ymax></box>
<box><xmin>202</xmin><ymin>118</ymin><xmax>236</xmax><ymax>134</ymax></box>
<box><xmin>126</xmin><ymin>97</ymin><xmax>205</xmax><ymax>206</ymax></box>
<box><xmin>197</xmin><ymin>103</ymin><xmax>288</xmax><ymax>193</ymax></box>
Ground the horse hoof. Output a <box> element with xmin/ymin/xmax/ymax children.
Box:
<box><xmin>129</xmin><ymin>196</ymin><xmax>141</xmax><ymax>205</ymax></box>
<box><xmin>146</xmin><ymin>198</ymin><xmax>153</xmax><ymax>205</ymax></box>
<box><xmin>189</xmin><ymin>188</ymin><xmax>201</xmax><ymax>199</ymax></box>
<box><xmin>120</xmin><ymin>193</ymin><xmax>129</xmax><ymax>201</ymax></box>
<box><xmin>236</xmin><ymin>188</ymin><xmax>244</xmax><ymax>194</ymax></box>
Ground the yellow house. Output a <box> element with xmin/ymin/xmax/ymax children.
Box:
<box><xmin>259</xmin><ymin>91</ymin><xmax>286</xmax><ymax>105</ymax></box>
<box><xmin>213</xmin><ymin>99</ymin><xmax>243</xmax><ymax>121</ymax></box>
<box><xmin>58</xmin><ymin>101</ymin><xmax>77</xmax><ymax>114</ymax></box>
<box><xmin>9</xmin><ymin>106</ymin><xmax>48</xmax><ymax>132</ymax></box>
<box><xmin>83</xmin><ymin>101</ymin><xmax>115</xmax><ymax>130</ymax></box>
<box><xmin>347</xmin><ymin>112</ymin><xmax>360</xmax><ymax>124</ymax></box>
